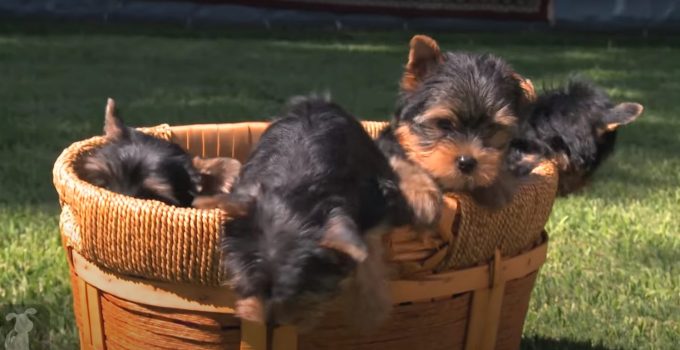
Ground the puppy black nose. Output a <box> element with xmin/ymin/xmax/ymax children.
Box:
<box><xmin>457</xmin><ymin>156</ymin><xmax>477</xmax><ymax>174</ymax></box>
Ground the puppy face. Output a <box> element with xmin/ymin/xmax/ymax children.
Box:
<box><xmin>395</xmin><ymin>35</ymin><xmax>532</xmax><ymax>192</ymax></box>
<box><xmin>78</xmin><ymin>99</ymin><xmax>199</xmax><ymax>207</ymax></box>
<box><xmin>222</xmin><ymin>191</ymin><xmax>367</xmax><ymax>331</ymax></box>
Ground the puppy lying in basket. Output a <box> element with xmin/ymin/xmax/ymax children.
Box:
<box><xmin>509</xmin><ymin>77</ymin><xmax>644</xmax><ymax>195</ymax></box>
<box><xmin>78</xmin><ymin>98</ymin><xmax>241</xmax><ymax>207</ymax></box>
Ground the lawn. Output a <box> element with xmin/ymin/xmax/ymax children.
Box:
<box><xmin>0</xmin><ymin>21</ymin><xmax>678</xmax><ymax>350</ymax></box>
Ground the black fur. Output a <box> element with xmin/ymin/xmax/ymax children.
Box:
<box><xmin>78</xmin><ymin>99</ymin><xmax>200</xmax><ymax>207</ymax></box>
<box><xmin>394</xmin><ymin>52</ymin><xmax>527</xmax><ymax>128</ymax></box>
<box><xmin>378</xmin><ymin>39</ymin><xmax>531</xmax><ymax>209</ymax></box>
<box><xmin>511</xmin><ymin>78</ymin><xmax>643</xmax><ymax>195</ymax></box>
<box><xmin>221</xmin><ymin>96</ymin><xmax>403</xmax><ymax>329</ymax></box>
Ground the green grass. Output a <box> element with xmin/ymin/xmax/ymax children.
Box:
<box><xmin>0</xmin><ymin>21</ymin><xmax>678</xmax><ymax>349</ymax></box>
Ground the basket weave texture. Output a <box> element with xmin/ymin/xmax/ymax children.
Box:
<box><xmin>53</xmin><ymin>122</ymin><xmax>557</xmax><ymax>286</ymax></box>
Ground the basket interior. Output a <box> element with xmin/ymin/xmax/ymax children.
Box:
<box><xmin>168</xmin><ymin>121</ymin><xmax>389</xmax><ymax>161</ymax></box>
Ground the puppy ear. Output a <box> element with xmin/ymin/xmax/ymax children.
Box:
<box><xmin>401</xmin><ymin>35</ymin><xmax>442</xmax><ymax>92</ymax></box>
<box><xmin>511</xmin><ymin>73</ymin><xmax>537</xmax><ymax>107</ymax></box>
<box><xmin>600</xmin><ymin>102</ymin><xmax>644</xmax><ymax>132</ymax></box>
<box><xmin>320</xmin><ymin>209</ymin><xmax>367</xmax><ymax>263</ymax></box>
<box><xmin>103</xmin><ymin>98</ymin><xmax>129</xmax><ymax>140</ymax></box>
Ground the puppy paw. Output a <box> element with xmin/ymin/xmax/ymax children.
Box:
<box><xmin>191</xmin><ymin>194</ymin><xmax>229</xmax><ymax>209</ymax></box>
<box><xmin>235</xmin><ymin>297</ymin><xmax>264</xmax><ymax>323</ymax></box>
<box><xmin>389</xmin><ymin>157</ymin><xmax>442</xmax><ymax>226</ymax></box>
<box><xmin>193</xmin><ymin>157</ymin><xmax>242</xmax><ymax>194</ymax></box>
<box><xmin>507</xmin><ymin>138</ymin><xmax>549</xmax><ymax>177</ymax></box>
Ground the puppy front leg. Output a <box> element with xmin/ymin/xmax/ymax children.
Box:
<box><xmin>389</xmin><ymin>156</ymin><xmax>443</xmax><ymax>226</ymax></box>
<box><xmin>344</xmin><ymin>231</ymin><xmax>392</xmax><ymax>332</ymax></box>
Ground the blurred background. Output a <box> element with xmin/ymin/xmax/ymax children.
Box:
<box><xmin>1</xmin><ymin>1</ymin><xmax>679</xmax><ymax>350</ymax></box>
<box><xmin>3</xmin><ymin>0</ymin><xmax>680</xmax><ymax>31</ymax></box>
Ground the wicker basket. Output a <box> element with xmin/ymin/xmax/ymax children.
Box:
<box><xmin>53</xmin><ymin>122</ymin><xmax>558</xmax><ymax>350</ymax></box>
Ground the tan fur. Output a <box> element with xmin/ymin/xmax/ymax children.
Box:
<box><xmin>191</xmin><ymin>194</ymin><xmax>228</xmax><ymax>210</ymax></box>
<box><xmin>142</xmin><ymin>176</ymin><xmax>177</xmax><ymax>204</ymax></box>
<box><xmin>486</xmin><ymin>129</ymin><xmax>512</xmax><ymax>149</ymax></box>
<box><xmin>516</xmin><ymin>153</ymin><xmax>542</xmax><ymax>173</ymax></box>
<box><xmin>320</xmin><ymin>214</ymin><xmax>368</xmax><ymax>262</ymax></box>
<box><xmin>192</xmin><ymin>156</ymin><xmax>241</xmax><ymax>194</ymax></box>
<box><xmin>235</xmin><ymin>297</ymin><xmax>265</xmax><ymax>323</ymax></box>
<box><xmin>547</xmin><ymin>152</ymin><xmax>591</xmax><ymax>196</ymax></box>
<box><xmin>103</xmin><ymin>98</ymin><xmax>125</xmax><ymax>140</ymax></box>
<box><xmin>597</xmin><ymin>102</ymin><xmax>643</xmax><ymax>136</ymax></box>
<box><xmin>388</xmin><ymin>156</ymin><xmax>442</xmax><ymax>226</ymax></box>
<box><xmin>343</xmin><ymin>224</ymin><xmax>392</xmax><ymax>332</ymax></box>
<box><xmin>414</xmin><ymin>105</ymin><xmax>458</xmax><ymax>125</ymax></box>
<box><xmin>192</xmin><ymin>193</ymin><xmax>254</xmax><ymax>216</ymax></box>
<box><xmin>554</xmin><ymin>152</ymin><xmax>571</xmax><ymax>171</ymax></box>
<box><xmin>401</xmin><ymin>35</ymin><xmax>443</xmax><ymax>92</ymax></box>
<box><xmin>266</xmin><ymin>293</ymin><xmax>331</xmax><ymax>332</ymax></box>
<box><xmin>602</xmin><ymin>123</ymin><xmax>620</xmax><ymax>133</ymax></box>
<box><xmin>396</xmin><ymin>125</ymin><xmax>502</xmax><ymax>191</ymax></box>
<box><xmin>81</xmin><ymin>156</ymin><xmax>108</xmax><ymax>176</ymax></box>
<box><xmin>493</xmin><ymin>105</ymin><xmax>517</xmax><ymax>127</ymax></box>
<box><xmin>511</xmin><ymin>73</ymin><xmax>537</xmax><ymax>106</ymax></box>
<box><xmin>235</xmin><ymin>294</ymin><xmax>339</xmax><ymax>331</ymax></box>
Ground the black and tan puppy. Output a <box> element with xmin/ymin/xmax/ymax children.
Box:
<box><xmin>216</xmin><ymin>96</ymin><xmax>407</xmax><ymax>331</ymax></box>
<box><xmin>78</xmin><ymin>98</ymin><xmax>241</xmax><ymax>207</ymax></box>
<box><xmin>378</xmin><ymin>35</ymin><xmax>536</xmax><ymax>211</ymax></box>
<box><xmin>509</xmin><ymin>78</ymin><xmax>644</xmax><ymax>195</ymax></box>
<box><xmin>78</xmin><ymin>98</ymin><xmax>201</xmax><ymax>207</ymax></box>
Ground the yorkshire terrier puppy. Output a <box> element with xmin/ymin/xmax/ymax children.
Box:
<box><xmin>509</xmin><ymin>78</ymin><xmax>643</xmax><ymax>195</ymax></box>
<box><xmin>78</xmin><ymin>98</ymin><xmax>200</xmax><ymax>207</ymax></box>
<box><xmin>79</xmin><ymin>98</ymin><xmax>241</xmax><ymax>207</ymax></box>
<box><xmin>378</xmin><ymin>35</ymin><xmax>536</xmax><ymax>210</ymax></box>
<box><xmin>216</xmin><ymin>96</ymin><xmax>408</xmax><ymax>331</ymax></box>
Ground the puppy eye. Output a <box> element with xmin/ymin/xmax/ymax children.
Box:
<box><xmin>434</xmin><ymin>118</ymin><xmax>455</xmax><ymax>131</ymax></box>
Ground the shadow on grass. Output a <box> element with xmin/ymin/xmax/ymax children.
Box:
<box><xmin>522</xmin><ymin>336</ymin><xmax>621</xmax><ymax>350</ymax></box>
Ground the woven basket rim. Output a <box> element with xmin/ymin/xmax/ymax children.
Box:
<box><xmin>53</xmin><ymin>126</ymin><xmax>557</xmax><ymax>220</ymax></box>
